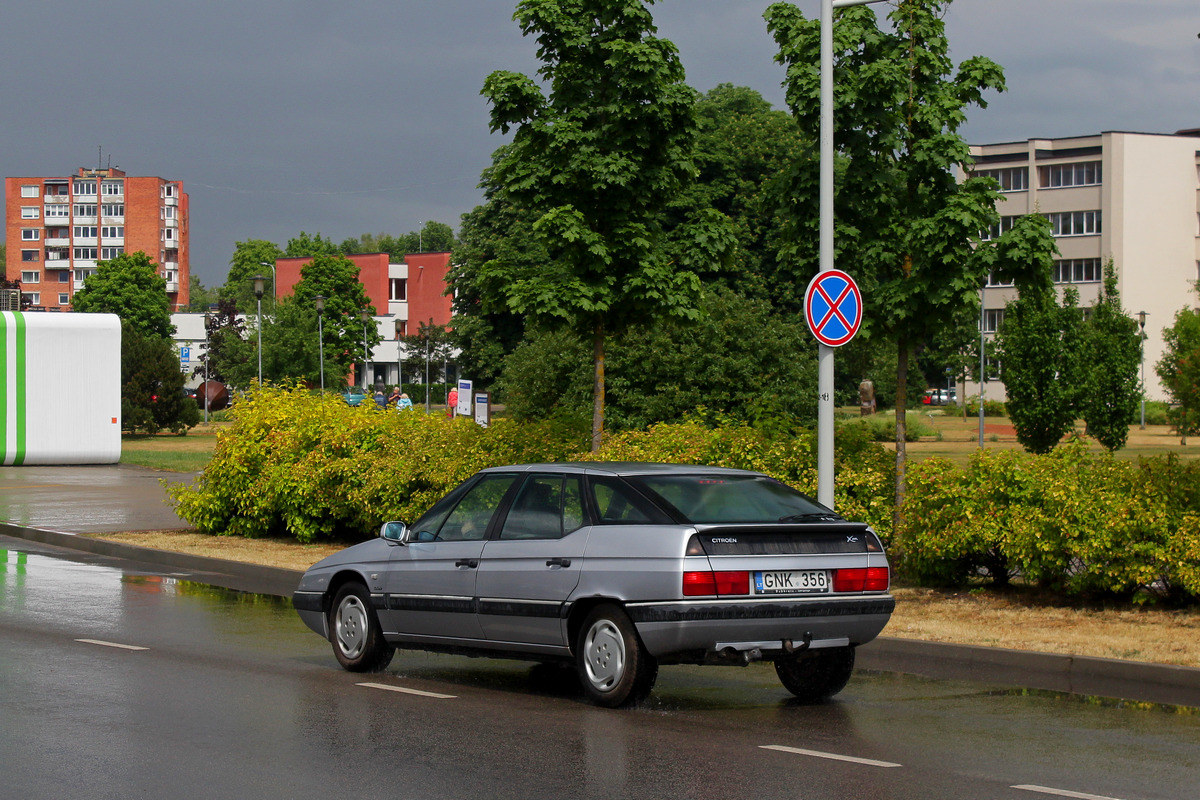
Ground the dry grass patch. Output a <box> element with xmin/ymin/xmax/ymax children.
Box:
<box><xmin>87</xmin><ymin>530</ymin><xmax>345</xmax><ymax>572</ymax></box>
<box><xmin>891</xmin><ymin>586</ymin><xmax>1200</xmax><ymax>668</ymax></box>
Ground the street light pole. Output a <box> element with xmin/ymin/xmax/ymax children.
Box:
<box><xmin>203</xmin><ymin>307</ymin><xmax>211</xmax><ymax>424</ymax></box>
<box><xmin>315</xmin><ymin>295</ymin><xmax>326</xmax><ymax>392</ymax></box>
<box><xmin>815</xmin><ymin>0</ymin><xmax>888</xmax><ymax>510</ymax></box>
<box><xmin>1139</xmin><ymin>311</ymin><xmax>1148</xmax><ymax>429</ymax></box>
<box><xmin>424</xmin><ymin>335</ymin><xmax>431</xmax><ymax>414</ymax></box>
<box><xmin>252</xmin><ymin>275</ymin><xmax>266</xmax><ymax>386</ymax></box>
<box><xmin>361</xmin><ymin>309</ymin><xmax>372</xmax><ymax>391</ymax></box>
<box><xmin>258</xmin><ymin>261</ymin><xmax>277</xmax><ymax>305</ymax></box>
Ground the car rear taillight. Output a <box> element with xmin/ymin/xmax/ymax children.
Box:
<box><xmin>682</xmin><ymin>571</ymin><xmax>750</xmax><ymax>596</ymax></box>
<box><xmin>832</xmin><ymin>567</ymin><xmax>890</xmax><ymax>592</ymax></box>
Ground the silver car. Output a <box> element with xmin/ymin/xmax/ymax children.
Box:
<box><xmin>293</xmin><ymin>463</ymin><xmax>894</xmax><ymax>707</ymax></box>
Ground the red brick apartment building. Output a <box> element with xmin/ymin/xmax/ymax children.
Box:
<box><xmin>5</xmin><ymin>168</ymin><xmax>190</xmax><ymax>310</ymax></box>
<box><xmin>274</xmin><ymin>251</ymin><xmax>453</xmax><ymax>335</ymax></box>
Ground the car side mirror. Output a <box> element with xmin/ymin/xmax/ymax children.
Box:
<box><xmin>380</xmin><ymin>521</ymin><xmax>408</xmax><ymax>543</ymax></box>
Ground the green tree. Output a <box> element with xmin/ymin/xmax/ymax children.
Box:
<box><xmin>195</xmin><ymin>299</ymin><xmax>248</xmax><ymax>386</ymax></box>
<box><xmin>1156</xmin><ymin>303</ymin><xmax>1200</xmax><ymax>443</ymax></box>
<box><xmin>481</xmin><ymin>0</ymin><xmax>735</xmax><ymax>450</ymax></box>
<box><xmin>399</xmin><ymin>319</ymin><xmax>456</xmax><ymax>390</ymax></box>
<box><xmin>220</xmin><ymin>239</ymin><xmax>284</xmax><ymax>315</ymax></box>
<box><xmin>285</xmin><ymin>231</ymin><xmax>340</xmax><ymax>258</ymax></box>
<box><xmin>72</xmin><ymin>251</ymin><xmax>175</xmax><ymax>339</ymax></box>
<box><xmin>290</xmin><ymin>253</ymin><xmax>379</xmax><ymax>382</ymax></box>
<box><xmin>183</xmin><ymin>275</ymin><xmax>218</xmax><ymax>312</ymax></box>
<box><xmin>1079</xmin><ymin>262</ymin><xmax>1141</xmax><ymax>450</ymax></box>
<box><xmin>766</xmin><ymin>0</ymin><xmax>1007</xmax><ymax>505</ymax></box>
<box><xmin>121</xmin><ymin>323</ymin><xmax>199</xmax><ymax>434</ymax></box>
<box><xmin>0</xmin><ymin>243</ymin><xmax>6</xmax><ymax>278</ymax></box>
<box><xmin>998</xmin><ymin>287</ymin><xmax>1085</xmax><ymax>455</ymax></box>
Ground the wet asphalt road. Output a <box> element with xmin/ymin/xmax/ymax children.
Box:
<box><xmin>3</xmin><ymin>540</ymin><xmax>1200</xmax><ymax>800</ymax></box>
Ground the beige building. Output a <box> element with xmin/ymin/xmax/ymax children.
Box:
<box><xmin>962</xmin><ymin>129</ymin><xmax>1200</xmax><ymax>403</ymax></box>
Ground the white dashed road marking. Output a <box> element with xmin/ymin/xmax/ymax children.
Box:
<box><xmin>759</xmin><ymin>744</ymin><xmax>902</xmax><ymax>768</ymax></box>
<box><xmin>357</xmin><ymin>682</ymin><xmax>457</xmax><ymax>699</ymax></box>
<box><xmin>1013</xmin><ymin>785</ymin><xmax>1126</xmax><ymax>800</ymax></box>
<box><xmin>75</xmin><ymin>639</ymin><xmax>149</xmax><ymax>651</ymax></box>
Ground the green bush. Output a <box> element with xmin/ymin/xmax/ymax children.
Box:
<box><xmin>898</xmin><ymin>441</ymin><xmax>1200</xmax><ymax>603</ymax></box>
<box><xmin>167</xmin><ymin>389</ymin><xmax>896</xmax><ymax>545</ymax></box>
<box><xmin>963</xmin><ymin>396</ymin><xmax>1007</xmax><ymax>417</ymax></box>
<box><xmin>1142</xmin><ymin>400</ymin><xmax>1169</xmax><ymax>426</ymax></box>
<box><xmin>838</xmin><ymin>412</ymin><xmax>934</xmax><ymax>443</ymax></box>
<box><xmin>167</xmin><ymin>385</ymin><xmax>586</xmax><ymax>542</ymax></box>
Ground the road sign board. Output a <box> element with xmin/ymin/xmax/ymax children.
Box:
<box><xmin>804</xmin><ymin>270</ymin><xmax>862</xmax><ymax>347</ymax></box>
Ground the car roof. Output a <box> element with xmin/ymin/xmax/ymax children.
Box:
<box><xmin>478</xmin><ymin>462</ymin><xmax>766</xmax><ymax>478</ymax></box>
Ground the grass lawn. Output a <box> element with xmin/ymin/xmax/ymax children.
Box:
<box><xmin>119</xmin><ymin>424</ymin><xmax>224</xmax><ymax>472</ymax></box>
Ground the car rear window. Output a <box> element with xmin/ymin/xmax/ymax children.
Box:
<box><xmin>628</xmin><ymin>475</ymin><xmax>832</xmax><ymax>524</ymax></box>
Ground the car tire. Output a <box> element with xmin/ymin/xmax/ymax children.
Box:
<box><xmin>774</xmin><ymin>646</ymin><xmax>855</xmax><ymax>703</ymax></box>
<box><xmin>575</xmin><ymin>604</ymin><xmax>658</xmax><ymax>708</ymax></box>
<box><xmin>329</xmin><ymin>582</ymin><xmax>394</xmax><ymax>673</ymax></box>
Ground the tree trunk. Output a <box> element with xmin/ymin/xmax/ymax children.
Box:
<box><xmin>894</xmin><ymin>339</ymin><xmax>910</xmax><ymax>532</ymax></box>
<box><xmin>591</xmin><ymin>321</ymin><xmax>605</xmax><ymax>453</ymax></box>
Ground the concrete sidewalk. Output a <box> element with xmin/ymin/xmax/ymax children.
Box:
<box><xmin>2</xmin><ymin>464</ymin><xmax>1198</xmax><ymax>708</ymax></box>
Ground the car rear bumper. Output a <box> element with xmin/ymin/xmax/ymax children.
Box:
<box><xmin>625</xmin><ymin>594</ymin><xmax>894</xmax><ymax>660</ymax></box>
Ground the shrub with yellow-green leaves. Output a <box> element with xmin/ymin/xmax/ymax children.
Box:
<box><xmin>168</xmin><ymin>389</ymin><xmax>897</xmax><ymax>545</ymax></box>
<box><xmin>898</xmin><ymin>440</ymin><xmax>1200</xmax><ymax>602</ymax></box>
<box><xmin>167</xmin><ymin>385</ymin><xmax>586</xmax><ymax>542</ymax></box>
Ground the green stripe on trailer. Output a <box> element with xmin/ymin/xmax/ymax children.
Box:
<box><xmin>13</xmin><ymin>312</ymin><xmax>26</xmax><ymax>466</ymax></box>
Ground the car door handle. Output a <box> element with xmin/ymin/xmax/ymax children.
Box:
<box><xmin>546</xmin><ymin>558</ymin><xmax>571</xmax><ymax>568</ymax></box>
<box><xmin>455</xmin><ymin>559</ymin><xmax>479</xmax><ymax>569</ymax></box>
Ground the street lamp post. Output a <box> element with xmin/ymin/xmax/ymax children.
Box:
<box><xmin>1139</xmin><ymin>311</ymin><xmax>1148</xmax><ymax>429</ymax></box>
<box><xmin>424</xmin><ymin>335</ymin><xmax>431</xmax><ymax>414</ymax></box>
<box><xmin>815</xmin><ymin>0</ymin><xmax>888</xmax><ymax>509</ymax></box>
<box><xmin>315</xmin><ymin>296</ymin><xmax>326</xmax><ymax>392</ymax></box>
<box><xmin>203</xmin><ymin>306</ymin><xmax>211</xmax><ymax>424</ymax></box>
<box><xmin>252</xmin><ymin>275</ymin><xmax>266</xmax><ymax>385</ymax></box>
<box><xmin>258</xmin><ymin>261</ymin><xmax>277</xmax><ymax>305</ymax></box>
<box><xmin>361</xmin><ymin>309</ymin><xmax>372</xmax><ymax>392</ymax></box>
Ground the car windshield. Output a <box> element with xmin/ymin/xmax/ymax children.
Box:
<box><xmin>628</xmin><ymin>474</ymin><xmax>834</xmax><ymax>524</ymax></box>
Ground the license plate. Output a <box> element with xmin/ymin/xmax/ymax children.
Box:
<box><xmin>754</xmin><ymin>569</ymin><xmax>830</xmax><ymax>594</ymax></box>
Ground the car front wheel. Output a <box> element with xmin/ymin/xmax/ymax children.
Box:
<box><xmin>329</xmin><ymin>582</ymin><xmax>394</xmax><ymax>673</ymax></box>
<box><xmin>576</xmin><ymin>604</ymin><xmax>657</xmax><ymax>708</ymax></box>
<box><xmin>775</xmin><ymin>646</ymin><xmax>855</xmax><ymax>703</ymax></box>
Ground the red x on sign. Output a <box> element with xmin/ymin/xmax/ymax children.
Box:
<box><xmin>804</xmin><ymin>269</ymin><xmax>862</xmax><ymax>347</ymax></box>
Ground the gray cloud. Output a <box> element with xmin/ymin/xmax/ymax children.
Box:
<box><xmin>3</xmin><ymin>1</ymin><xmax>1195</xmax><ymax>285</ymax></box>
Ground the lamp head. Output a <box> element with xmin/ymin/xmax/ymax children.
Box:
<box><xmin>314</xmin><ymin>295</ymin><xmax>325</xmax><ymax>313</ymax></box>
<box><xmin>252</xmin><ymin>275</ymin><xmax>266</xmax><ymax>299</ymax></box>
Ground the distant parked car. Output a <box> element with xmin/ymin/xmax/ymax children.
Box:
<box><xmin>922</xmin><ymin>388</ymin><xmax>956</xmax><ymax>406</ymax></box>
<box><xmin>343</xmin><ymin>392</ymin><xmax>366</xmax><ymax>406</ymax></box>
<box><xmin>293</xmin><ymin>462</ymin><xmax>894</xmax><ymax>707</ymax></box>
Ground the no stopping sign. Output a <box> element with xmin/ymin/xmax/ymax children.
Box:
<box><xmin>804</xmin><ymin>269</ymin><xmax>862</xmax><ymax>347</ymax></box>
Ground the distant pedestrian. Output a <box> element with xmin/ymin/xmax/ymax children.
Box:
<box><xmin>387</xmin><ymin>386</ymin><xmax>401</xmax><ymax>407</ymax></box>
<box><xmin>447</xmin><ymin>386</ymin><xmax>458</xmax><ymax>418</ymax></box>
<box><xmin>398</xmin><ymin>393</ymin><xmax>413</xmax><ymax>411</ymax></box>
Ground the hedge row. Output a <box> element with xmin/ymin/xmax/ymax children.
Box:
<box><xmin>167</xmin><ymin>386</ymin><xmax>896</xmax><ymax>543</ymax></box>
<box><xmin>898</xmin><ymin>441</ymin><xmax>1200</xmax><ymax>602</ymax></box>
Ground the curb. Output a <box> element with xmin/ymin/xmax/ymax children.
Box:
<box><xmin>4</xmin><ymin>522</ymin><xmax>1199</xmax><ymax>708</ymax></box>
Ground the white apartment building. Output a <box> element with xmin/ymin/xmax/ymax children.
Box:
<box><xmin>962</xmin><ymin>129</ymin><xmax>1200</xmax><ymax>402</ymax></box>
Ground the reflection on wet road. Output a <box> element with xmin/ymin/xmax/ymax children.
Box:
<box><xmin>2</xmin><ymin>544</ymin><xmax>1198</xmax><ymax>800</ymax></box>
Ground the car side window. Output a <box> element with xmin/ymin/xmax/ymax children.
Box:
<box><xmin>427</xmin><ymin>473</ymin><xmax>518</xmax><ymax>542</ymax></box>
<box><xmin>500</xmin><ymin>475</ymin><xmax>584</xmax><ymax>540</ymax></box>
<box><xmin>589</xmin><ymin>476</ymin><xmax>667</xmax><ymax>524</ymax></box>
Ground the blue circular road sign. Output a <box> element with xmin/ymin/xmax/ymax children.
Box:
<box><xmin>804</xmin><ymin>269</ymin><xmax>863</xmax><ymax>347</ymax></box>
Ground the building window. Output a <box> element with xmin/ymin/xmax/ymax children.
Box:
<box><xmin>75</xmin><ymin>268</ymin><xmax>97</xmax><ymax>283</ymax></box>
<box><xmin>1053</xmin><ymin>258</ymin><xmax>1102</xmax><ymax>284</ymax></box>
<box><xmin>101</xmin><ymin>226</ymin><xmax>124</xmax><ymax>238</ymax></box>
<box><xmin>390</xmin><ymin>278</ymin><xmax>407</xmax><ymax>301</ymax></box>
<box><xmin>22</xmin><ymin>293</ymin><xmax>40</xmax><ymax>306</ymax></box>
<box><xmin>21</xmin><ymin>229</ymin><xmax>41</xmax><ymax>241</ymax></box>
<box><xmin>1046</xmin><ymin>210</ymin><xmax>1101</xmax><ymax>237</ymax></box>
<box><xmin>21</xmin><ymin>206</ymin><xmax>39</xmax><ymax>219</ymax></box>
<box><xmin>20</xmin><ymin>184</ymin><xmax>39</xmax><ymax>197</ymax></box>
<box><xmin>58</xmin><ymin>294</ymin><xmax>70</xmax><ymax>305</ymax></box>
<box><xmin>45</xmin><ymin>204</ymin><xmax>68</xmax><ymax>218</ymax></box>
<box><xmin>58</xmin><ymin>271</ymin><xmax>70</xmax><ymax>283</ymax></box>
<box><xmin>983</xmin><ymin>309</ymin><xmax>1004</xmax><ymax>333</ymax></box>
<box><xmin>73</xmin><ymin>247</ymin><xmax>98</xmax><ymax>260</ymax></box>
<box><xmin>162</xmin><ymin>206</ymin><xmax>177</xmax><ymax>220</ymax></box>
<box><xmin>163</xmin><ymin>184</ymin><xmax>176</xmax><ymax>198</ymax></box>
<box><xmin>1040</xmin><ymin>161</ymin><xmax>1102</xmax><ymax>188</ymax></box>
<box><xmin>73</xmin><ymin>226</ymin><xmax>98</xmax><ymax>238</ymax></box>
<box><xmin>985</xmin><ymin>357</ymin><xmax>1002</xmax><ymax>382</ymax></box>
<box><xmin>73</xmin><ymin>180</ymin><xmax>97</xmax><ymax>196</ymax></box>
<box><xmin>21</xmin><ymin>250</ymin><xmax>39</xmax><ymax>262</ymax></box>
<box><xmin>101</xmin><ymin>204</ymin><xmax>124</xmax><ymax>218</ymax></box>
<box><xmin>73</xmin><ymin>204</ymin><xmax>97</xmax><ymax>217</ymax></box>
<box><xmin>100</xmin><ymin>247</ymin><xmax>124</xmax><ymax>260</ymax></box>
<box><xmin>976</xmin><ymin>167</ymin><xmax>1028</xmax><ymax>192</ymax></box>
<box><xmin>20</xmin><ymin>271</ymin><xmax>40</xmax><ymax>284</ymax></box>
<box><xmin>101</xmin><ymin>180</ymin><xmax>123</xmax><ymax>196</ymax></box>
<box><xmin>980</xmin><ymin>215</ymin><xmax>1019</xmax><ymax>241</ymax></box>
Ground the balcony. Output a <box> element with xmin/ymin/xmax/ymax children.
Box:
<box><xmin>43</xmin><ymin>193</ymin><xmax>69</xmax><ymax>204</ymax></box>
<box><xmin>163</xmin><ymin>218</ymin><xmax>177</xmax><ymax>228</ymax></box>
<box><xmin>164</xmin><ymin>196</ymin><xmax>177</xmax><ymax>207</ymax></box>
<box><xmin>45</xmin><ymin>236</ymin><xmax>69</xmax><ymax>247</ymax></box>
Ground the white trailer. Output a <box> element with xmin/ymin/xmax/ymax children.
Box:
<box><xmin>0</xmin><ymin>312</ymin><xmax>121</xmax><ymax>465</ymax></box>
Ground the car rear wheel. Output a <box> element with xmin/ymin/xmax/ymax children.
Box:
<box><xmin>775</xmin><ymin>646</ymin><xmax>855</xmax><ymax>703</ymax></box>
<box><xmin>576</xmin><ymin>604</ymin><xmax>657</xmax><ymax>707</ymax></box>
<box><xmin>329</xmin><ymin>582</ymin><xmax>394</xmax><ymax>673</ymax></box>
